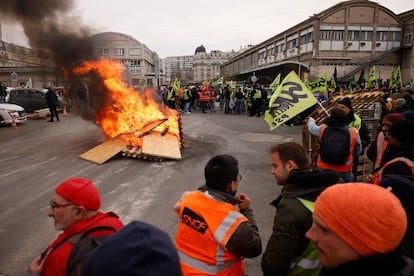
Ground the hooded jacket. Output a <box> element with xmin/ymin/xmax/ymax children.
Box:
<box><xmin>261</xmin><ymin>169</ymin><xmax>340</xmax><ymax>276</ymax></box>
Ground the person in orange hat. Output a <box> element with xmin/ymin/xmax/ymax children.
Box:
<box><xmin>28</xmin><ymin>178</ymin><xmax>124</xmax><ymax>276</ymax></box>
<box><xmin>306</xmin><ymin>183</ymin><xmax>413</xmax><ymax>275</ymax></box>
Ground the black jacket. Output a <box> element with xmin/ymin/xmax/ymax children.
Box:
<box><xmin>320</xmin><ymin>251</ymin><xmax>413</xmax><ymax>276</ymax></box>
<box><xmin>381</xmin><ymin>144</ymin><xmax>414</xmax><ymax>180</ymax></box>
<box><xmin>46</xmin><ymin>89</ymin><xmax>59</xmax><ymax>106</ymax></box>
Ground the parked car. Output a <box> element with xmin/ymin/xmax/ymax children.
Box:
<box><xmin>8</xmin><ymin>87</ymin><xmax>50</xmax><ymax>113</ymax></box>
<box><xmin>0</xmin><ymin>103</ymin><xmax>27</xmax><ymax>126</ymax></box>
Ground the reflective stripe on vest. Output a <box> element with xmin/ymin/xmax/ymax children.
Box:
<box><xmin>175</xmin><ymin>191</ymin><xmax>247</xmax><ymax>275</ymax></box>
<box><xmin>287</xmin><ymin>197</ymin><xmax>320</xmax><ymax>276</ymax></box>
<box><xmin>374</xmin><ymin>132</ymin><xmax>388</xmax><ymax>170</ymax></box>
<box><xmin>373</xmin><ymin>157</ymin><xmax>414</xmax><ymax>185</ymax></box>
<box><xmin>178</xmin><ymin>250</ymin><xmax>238</xmax><ymax>274</ymax></box>
<box><xmin>317</xmin><ymin>125</ymin><xmax>357</xmax><ymax>172</ymax></box>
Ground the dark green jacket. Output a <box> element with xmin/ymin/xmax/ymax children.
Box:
<box><xmin>261</xmin><ymin>169</ymin><xmax>340</xmax><ymax>276</ymax></box>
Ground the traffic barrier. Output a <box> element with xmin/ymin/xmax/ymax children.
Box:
<box><xmin>11</xmin><ymin>115</ymin><xmax>17</xmax><ymax>129</ymax></box>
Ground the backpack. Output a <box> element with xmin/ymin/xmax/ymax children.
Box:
<box><xmin>320</xmin><ymin>126</ymin><xmax>351</xmax><ymax>165</ymax></box>
<box><xmin>66</xmin><ymin>226</ymin><xmax>116</xmax><ymax>276</ymax></box>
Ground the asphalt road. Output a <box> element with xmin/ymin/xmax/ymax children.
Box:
<box><xmin>0</xmin><ymin>110</ymin><xmax>302</xmax><ymax>276</ymax></box>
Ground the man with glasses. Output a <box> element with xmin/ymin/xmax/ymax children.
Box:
<box><xmin>173</xmin><ymin>154</ymin><xmax>262</xmax><ymax>275</ymax></box>
<box><xmin>28</xmin><ymin>177</ymin><xmax>124</xmax><ymax>276</ymax></box>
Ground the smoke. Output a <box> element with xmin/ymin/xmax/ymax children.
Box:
<box><xmin>0</xmin><ymin>0</ymin><xmax>110</xmax><ymax>119</ymax></box>
<box><xmin>0</xmin><ymin>0</ymin><xmax>95</xmax><ymax>66</ymax></box>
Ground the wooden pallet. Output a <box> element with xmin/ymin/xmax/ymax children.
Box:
<box><xmin>79</xmin><ymin>115</ymin><xmax>183</xmax><ymax>164</ymax></box>
<box><xmin>303</xmin><ymin>91</ymin><xmax>384</xmax><ymax>177</ymax></box>
<box><xmin>79</xmin><ymin>136</ymin><xmax>127</xmax><ymax>165</ymax></box>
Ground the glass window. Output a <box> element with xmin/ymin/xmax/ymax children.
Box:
<box><xmin>130</xmin><ymin>60</ymin><xmax>140</xmax><ymax>67</ymax></box>
<box><xmin>129</xmin><ymin>48</ymin><xmax>141</xmax><ymax>55</ymax></box>
<box><xmin>320</xmin><ymin>30</ymin><xmax>331</xmax><ymax>40</ymax></box>
<box><xmin>114</xmin><ymin>48</ymin><xmax>125</xmax><ymax>56</ymax></box>
<box><xmin>98</xmin><ymin>48</ymin><xmax>108</xmax><ymax>55</ymax></box>
<box><xmin>348</xmin><ymin>31</ymin><xmax>359</xmax><ymax>41</ymax></box>
<box><xmin>307</xmin><ymin>32</ymin><xmax>313</xmax><ymax>42</ymax></box>
<box><xmin>393</xmin><ymin>31</ymin><xmax>402</xmax><ymax>41</ymax></box>
<box><xmin>300</xmin><ymin>34</ymin><xmax>307</xmax><ymax>44</ymax></box>
<box><xmin>376</xmin><ymin>31</ymin><xmax>387</xmax><ymax>41</ymax></box>
<box><xmin>332</xmin><ymin>30</ymin><xmax>344</xmax><ymax>40</ymax></box>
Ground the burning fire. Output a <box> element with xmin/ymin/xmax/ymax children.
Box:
<box><xmin>73</xmin><ymin>58</ymin><xmax>180</xmax><ymax>148</ymax></box>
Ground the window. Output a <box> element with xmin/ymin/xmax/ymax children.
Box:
<box><xmin>98</xmin><ymin>48</ymin><xmax>108</xmax><ymax>55</ymax></box>
<box><xmin>360</xmin><ymin>31</ymin><xmax>373</xmax><ymax>41</ymax></box>
<box><xmin>300</xmin><ymin>34</ymin><xmax>307</xmax><ymax>44</ymax></box>
<box><xmin>348</xmin><ymin>31</ymin><xmax>359</xmax><ymax>41</ymax></box>
<box><xmin>320</xmin><ymin>30</ymin><xmax>330</xmax><ymax>40</ymax></box>
<box><xmin>307</xmin><ymin>32</ymin><xmax>313</xmax><ymax>42</ymax></box>
<box><xmin>332</xmin><ymin>30</ymin><xmax>344</xmax><ymax>41</ymax></box>
<box><xmin>390</xmin><ymin>31</ymin><xmax>402</xmax><ymax>41</ymax></box>
<box><xmin>376</xmin><ymin>31</ymin><xmax>388</xmax><ymax>41</ymax></box>
<box><xmin>403</xmin><ymin>33</ymin><xmax>413</xmax><ymax>46</ymax></box>
<box><xmin>129</xmin><ymin>48</ymin><xmax>141</xmax><ymax>55</ymax></box>
<box><xmin>114</xmin><ymin>47</ymin><xmax>125</xmax><ymax>55</ymax></box>
<box><xmin>130</xmin><ymin>60</ymin><xmax>140</xmax><ymax>68</ymax></box>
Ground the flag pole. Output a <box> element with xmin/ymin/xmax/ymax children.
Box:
<box><xmin>317</xmin><ymin>101</ymin><xmax>330</xmax><ymax>117</ymax></box>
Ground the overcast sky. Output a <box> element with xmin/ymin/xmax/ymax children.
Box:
<box><xmin>2</xmin><ymin>0</ymin><xmax>412</xmax><ymax>58</ymax></box>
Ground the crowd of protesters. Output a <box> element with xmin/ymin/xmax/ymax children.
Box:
<box><xmin>158</xmin><ymin>83</ymin><xmax>269</xmax><ymax>117</ymax></box>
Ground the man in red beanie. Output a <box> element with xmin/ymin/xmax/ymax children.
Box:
<box><xmin>28</xmin><ymin>178</ymin><xmax>124</xmax><ymax>276</ymax></box>
<box><xmin>306</xmin><ymin>183</ymin><xmax>413</xmax><ymax>275</ymax></box>
<box><xmin>366</xmin><ymin>113</ymin><xmax>405</xmax><ymax>182</ymax></box>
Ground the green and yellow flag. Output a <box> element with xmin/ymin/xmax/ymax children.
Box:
<box><xmin>212</xmin><ymin>77</ymin><xmax>224</xmax><ymax>86</ymax></box>
<box><xmin>269</xmin><ymin>73</ymin><xmax>281</xmax><ymax>92</ymax></box>
<box><xmin>365</xmin><ymin>65</ymin><xmax>376</xmax><ymax>89</ymax></box>
<box><xmin>172</xmin><ymin>78</ymin><xmax>180</xmax><ymax>94</ymax></box>
<box><xmin>349</xmin><ymin>75</ymin><xmax>356</xmax><ymax>94</ymax></box>
<box><xmin>308</xmin><ymin>73</ymin><xmax>328</xmax><ymax>93</ymax></box>
<box><xmin>389</xmin><ymin>66</ymin><xmax>402</xmax><ymax>91</ymax></box>
<box><xmin>330</xmin><ymin>75</ymin><xmax>336</xmax><ymax>93</ymax></box>
<box><xmin>395</xmin><ymin>66</ymin><xmax>402</xmax><ymax>87</ymax></box>
<box><xmin>264</xmin><ymin>71</ymin><xmax>318</xmax><ymax>131</ymax></box>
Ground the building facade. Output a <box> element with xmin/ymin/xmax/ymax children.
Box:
<box><xmin>165</xmin><ymin>45</ymin><xmax>238</xmax><ymax>85</ymax></box>
<box><xmin>193</xmin><ymin>45</ymin><xmax>237</xmax><ymax>82</ymax></box>
<box><xmin>89</xmin><ymin>32</ymin><xmax>161</xmax><ymax>88</ymax></box>
<box><xmin>165</xmin><ymin>55</ymin><xmax>194</xmax><ymax>85</ymax></box>
<box><xmin>0</xmin><ymin>41</ymin><xmax>59</xmax><ymax>88</ymax></box>
<box><xmin>221</xmin><ymin>0</ymin><xmax>414</xmax><ymax>87</ymax></box>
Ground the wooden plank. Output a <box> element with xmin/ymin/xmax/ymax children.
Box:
<box><xmin>79</xmin><ymin>136</ymin><xmax>127</xmax><ymax>164</ymax></box>
<box><xmin>142</xmin><ymin>134</ymin><xmax>182</xmax><ymax>160</ymax></box>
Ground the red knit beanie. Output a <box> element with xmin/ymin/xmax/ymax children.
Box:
<box><xmin>315</xmin><ymin>183</ymin><xmax>407</xmax><ymax>256</ymax></box>
<box><xmin>56</xmin><ymin>178</ymin><xmax>101</xmax><ymax>210</ymax></box>
<box><xmin>382</xmin><ymin>113</ymin><xmax>405</xmax><ymax>124</ymax></box>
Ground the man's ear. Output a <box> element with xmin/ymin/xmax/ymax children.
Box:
<box><xmin>226</xmin><ymin>181</ymin><xmax>236</xmax><ymax>192</ymax></box>
<box><xmin>286</xmin><ymin>160</ymin><xmax>297</xmax><ymax>171</ymax></box>
<box><xmin>73</xmin><ymin>206</ymin><xmax>87</xmax><ymax>220</ymax></box>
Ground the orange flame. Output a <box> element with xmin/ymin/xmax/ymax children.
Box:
<box><xmin>73</xmin><ymin>58</ymin><xmax>180</xmax><ymax>147</ymax></box>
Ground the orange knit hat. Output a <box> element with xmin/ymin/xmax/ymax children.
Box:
<box><xmin>315</xmin><ymin>183</ymin><xmax>407</xmax><ymax>256</ymax></box>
